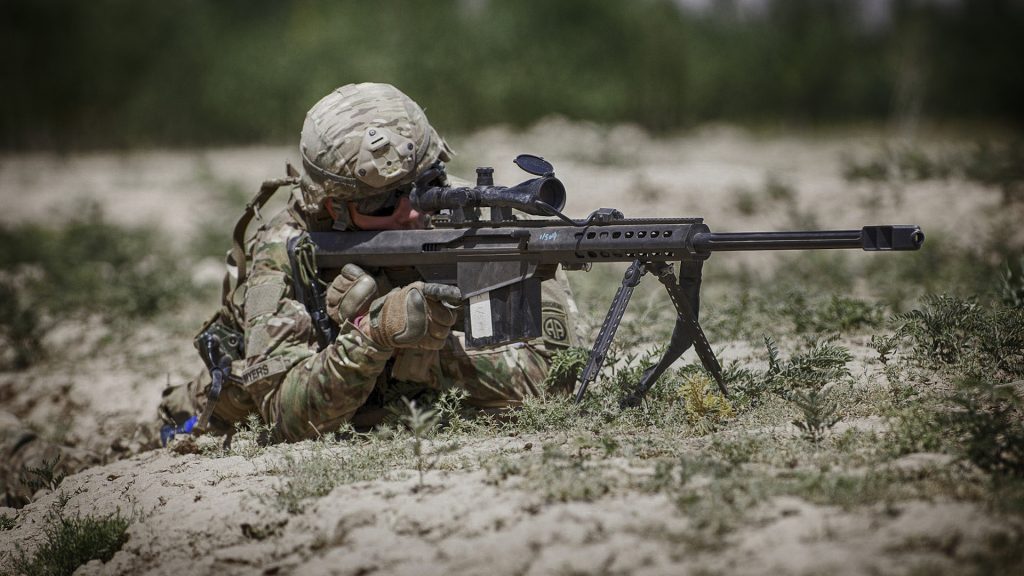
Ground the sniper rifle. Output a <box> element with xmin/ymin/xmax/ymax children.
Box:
<box><xmin>305</xmin><ymin>155</ymin><xmax>925</xmax><ymax>405</ymax></box>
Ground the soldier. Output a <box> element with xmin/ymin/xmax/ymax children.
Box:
<box><xmin>159</xmin><ymin>83</ymin><xmax>582</xmax><ymax>442</ymax></box>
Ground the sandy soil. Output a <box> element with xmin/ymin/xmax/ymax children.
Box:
<box><xmin>0</xmin><ymin>122</ymin><xmax>1018</xmax><ymax>575</ymax></box>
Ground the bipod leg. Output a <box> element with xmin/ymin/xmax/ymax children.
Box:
<box><xmin>575</xmin><ymin>260</ymin><xmax>646</xmax><ymax>403</ymax></box>
<box><xmin>621</xmin><ymin>260</ymin><xmax>728</xmax><ymax>407</ymax></box>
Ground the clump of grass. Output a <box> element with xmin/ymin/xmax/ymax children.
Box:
<box><xmin>511</xmin><ymin>393</ymin><xmax>582</xmax><ymax>433</ymax></box>
<box><xmin>0</xmin><ymin>514</ymin><xmax>16</xmax><ymax>531</ymax></box>
<box><xmin>9</xmin><ymin>499</ymin><xmax>129</xmax><ymax>576</ymax></box>
<box><xmin>732</xmin><ymin>188</ymin><xmax>758</xmax><ymax>216</ymax></box>
<box><xmin>0</xmin><ymin>279</ymin><xmax>45</xmax><ymax>368</ymax></box>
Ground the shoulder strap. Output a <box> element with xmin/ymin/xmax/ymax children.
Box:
<box><xmin>231</xmin><ymin>171</ymin><xmax>300</xmax><ymax>286</ymax></box>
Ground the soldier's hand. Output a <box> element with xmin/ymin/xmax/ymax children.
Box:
<box><xmin>359</xmin><ymin>282</ymin><xmax>461</xmax><ymax>350</ymax></box>
<box><xmin>325</xmin><ymin>264</ymin><xmax>379</xmax><ymax>325</ymax></box>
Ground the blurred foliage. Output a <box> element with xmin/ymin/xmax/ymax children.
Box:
<box><xmin>2</xmin><ymin>0</ymin><xmax>1022</xmax><ymax>149</ymax></box>
<box><xmin>0</xmin><ymin>206</ymin><xmax>194</xmax><ymax>368</ymax></box>
<box><xmin>844</xmin><ymin>140</ymin><xmax>1024</xmax><ymax>204</ymax></box>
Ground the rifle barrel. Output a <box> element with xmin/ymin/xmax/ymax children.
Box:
<box><xmin>691</xmin><ymin>225</ymin><xmax>924</xmax><ymax>252</ymax></box>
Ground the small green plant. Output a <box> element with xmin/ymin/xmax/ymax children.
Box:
<box><xmin>763</xmin><ymin>336</ymin><xmax>851</xmax><ymax>442</ymax></box>
<box><xmin>402</xmin><ymin>398</ymin><xmax>455</xmax><ymax>490</ymax></box>
<box><xmin>0</xmin><ymin>514</ymin><xmax>16</xmax><ymax>531</ymax></box>
<box><xmin>763</xmin><ymin>335</ymin><xmax>852</xmax><ymax>394</ymax></box>
<box><xmin>942</xmin><ymin>377</ymin><xmax>1024</xmax><ymax>478</ymax></box>
<box><xmin>226</xmin><ymin>413</ymin><xmax>276</xmax><ymax>459</ymax></box>
<box><xmin>788</xmin><ymin>385</ymin><xmax>842</xmax><ymax>444</ymax></box>
<box><xmin>433</xmin><ymin>387</ymin><xmax>471</xmax><ymax>433</ymax></box>
<box><xmin>270</xmin><ymin>444</ymin><xmax>346</xmax><ymax>515</ymax></box>
<box><xmin>871</xmin><ymin>333</ymin><xmax>899</xmax><ymax>366</ymax></box>
<box><xmin>962</xmin><ymin>141</ymin><xmax>1024</xmax><ymax>205</ymax></box>
<box><xmin>10</xmin><ymin>500</ymin><xmax>129</xmax><ymax>576</ymax></box>
<box><xmin>543</xmin><ymin>346</ymin><xmax>588</xmax><ymax>395</ymax></box>
<box><xmin>676</xmin><ymin>370</ymin><xmax>734</xmax><ymax>435</ymax></box>
<box><xmin>20</xmin><ymin>455</ymin><xmax>66</xmax><ymax>494</ymax></box>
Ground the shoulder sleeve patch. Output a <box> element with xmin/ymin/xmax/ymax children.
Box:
<box><xmin>541</xmin><ymin>301</ymin><xmax>572</xmax><ymax>348</ymax></box>
<box><xmin>245</xmin><ymin>274</ymin><xmax>287</xmax><ymax>322</ymax></box>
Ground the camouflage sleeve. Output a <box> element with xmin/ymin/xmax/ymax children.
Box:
<box><xmin>239</xmin><ymin>214</ymin><xmax>391</xmax><ymax>441</ymax></box>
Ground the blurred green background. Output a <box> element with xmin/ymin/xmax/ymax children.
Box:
<box><xmin>2</xmin><ymin>0</ymin><xmax>1022</xmax><ymax>150</ymax></box>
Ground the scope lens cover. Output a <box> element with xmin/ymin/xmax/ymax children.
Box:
<box><xmin>513</xmin><ymin>154</ymin><xmax>554</xmax><ymax>176</ymax></box>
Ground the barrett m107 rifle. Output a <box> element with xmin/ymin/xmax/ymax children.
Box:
<box><xmin>307</xmin><ymin>155</ymin><xmax>924</xmax><ymax>405</ymax></box>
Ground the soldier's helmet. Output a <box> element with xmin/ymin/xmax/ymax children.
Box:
<box><xmin>299</xmin><ymin>83</ymin><xmax>453</xmax><ymax>205</ymax></box>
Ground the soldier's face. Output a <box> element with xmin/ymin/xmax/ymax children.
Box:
<box><xmin>347</xmin><ymin>195</ymin><xmax>427</xmax><ymax>230</ymax></box>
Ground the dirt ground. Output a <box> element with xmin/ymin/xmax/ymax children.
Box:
<box><xmin>0</xmin><ymin>121</ymin><xmax>1019</xmax><ymax>575</ymax></box>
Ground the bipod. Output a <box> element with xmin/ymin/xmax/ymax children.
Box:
<box><xmin>574</xmin><ymin>259</ymin><xmax>728</xmax><ymax>406</ymax></box>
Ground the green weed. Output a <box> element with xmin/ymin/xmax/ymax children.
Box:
<box><xmin>402</xmin><ymin>398</ymin><xmax>460</xmax><ymax>490</ymax></box>
<box><xmin>0</xmin><ymin>514</ymin><xmax>15</xmax><ymax>531</ymax></box>
<box><xmin>9</xmin><ymin>500</ymin><xmax>129</xmax><ymax>576</ymax></box>
<box><xmin>762</xmin><ymin>336</ymin><xmax>851</xmax><ymax>441</ymax></box>
<box><xmin>20</xmin><ymin>456</ymin><xmax>66</xmax><ymax>495</ymax></box>
<box><xmin>788</xmin><ymin>386</ymin><xmax>842</xmax><ymax>444</ymax></box>
<box><xmin>543</xmin><ymin>347</ymin><xmax>589</xmax><ymax>396</ymax></box>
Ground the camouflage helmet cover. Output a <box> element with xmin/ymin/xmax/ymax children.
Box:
<box><xmin>299</xmin><ymin>83</ymin><xmax>453</xmax><ymax>202</ymax></box>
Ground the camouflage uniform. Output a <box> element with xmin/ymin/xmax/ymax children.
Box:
<box><xmin>160</xmin><ymin>197</ymin><xmax>582</xmax><ymax>442</ymax></box>
<box><xmin>160</xmin><ymin>82</ymin><xmax>582</xmax><ymax>442</ymax></box>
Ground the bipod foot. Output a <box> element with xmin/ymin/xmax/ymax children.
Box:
<box><xmin>574</xmin><ymin>260</ymin><xmax>645</xmax><ymax>403</ymax></box>
<box><xmin>621</xmin><ymin>260</ymin><xmax>728</xmax><ymax>407</ymax></box>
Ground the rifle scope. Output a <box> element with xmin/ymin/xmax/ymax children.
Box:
<box><xmin>411</xmin><ymin>176</ymin><xmax>566</xmax><ymax>217</ymax></box>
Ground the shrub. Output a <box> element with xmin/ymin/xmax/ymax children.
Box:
<box><xmin>10</xmin><ymin>504</ymin><xmax>129</xmax><ymax>576</ymax></box>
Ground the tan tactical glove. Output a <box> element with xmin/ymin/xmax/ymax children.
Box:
<box><xmin>325</xmin><ymin>264</ymin><xmax>379</xmax><ymax>325</ymax></box>
<box><xmin>358</xmin><ymin>282</ymin><xmax>461</xmax><ymax>350</ymax></box>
